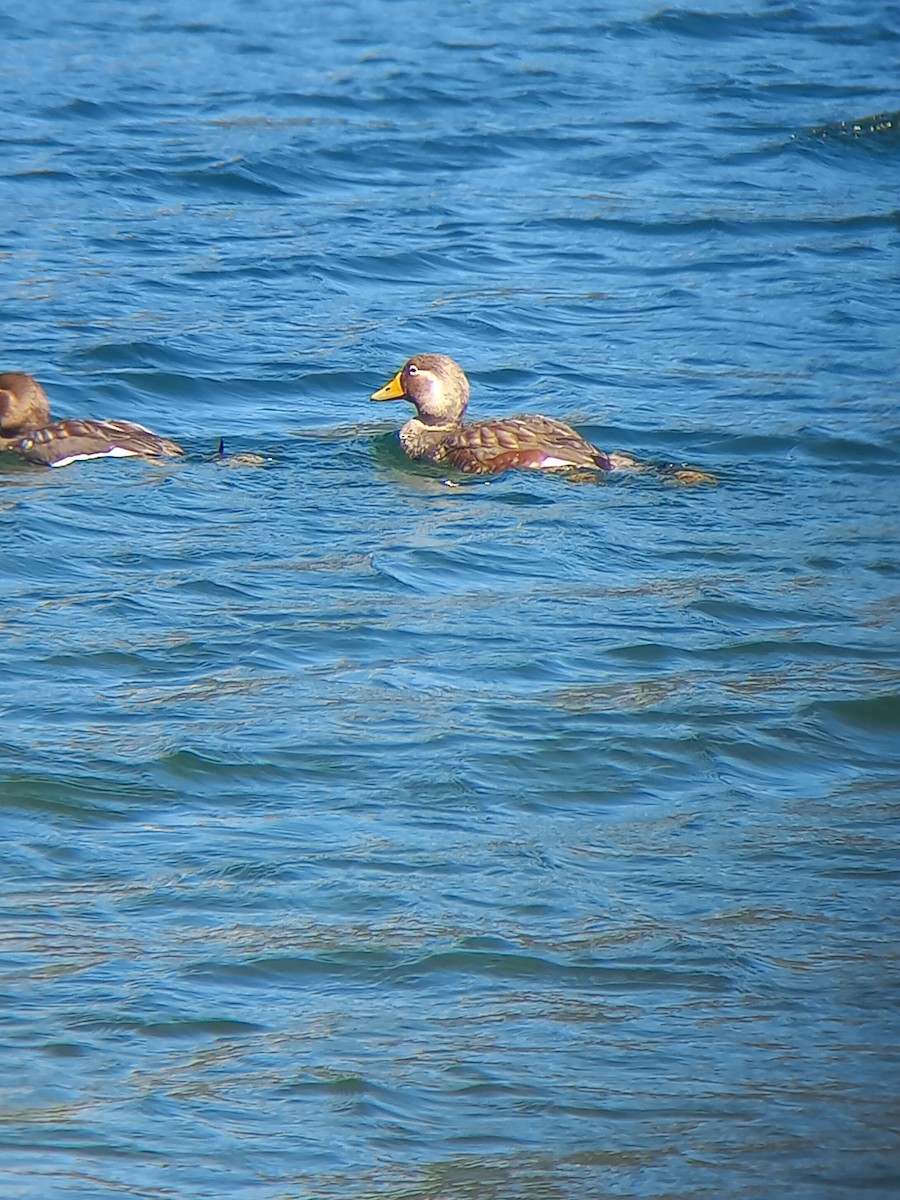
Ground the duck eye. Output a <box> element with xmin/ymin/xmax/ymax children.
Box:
<box><xmin>407</xmin><ymin>364</ymin><xmax>419</xmax><ymax>376</ymax></box>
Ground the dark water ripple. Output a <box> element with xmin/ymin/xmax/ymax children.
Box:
<box><xmin>2</xmin><ymin>1</ymin><xmax>900</xmax><ymax>1198</ymax></box>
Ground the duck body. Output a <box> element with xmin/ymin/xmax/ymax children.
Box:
<box><xmin>371</xmin><ymin>354</ymin><xmax>612</xmax><ymax>475</ymax></box>
<box><xmin>0</xmin><ymin>372</ymin><xmax>184</xmax><ymax>467</ymax></box>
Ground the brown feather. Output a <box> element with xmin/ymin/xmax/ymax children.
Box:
<box><xmin>374</xmin><ymin>354</ymin><xmax>612</xmax><ymax>476</ymax></box>
<box><xmin>0</xmin><ymin>373</ymin><xmax>184</xmax><ymax>467</ymax></box>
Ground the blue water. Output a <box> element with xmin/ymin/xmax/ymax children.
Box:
<box><xmin>2</xmin><ymin>2</ymin><xmax>899</xmax><ymax>1197</ymax></box>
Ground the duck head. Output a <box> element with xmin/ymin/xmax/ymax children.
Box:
<box><xmin>0</xmin><ymin>373</ymin><xmax>52</xmax><ymax>438</ymax></box>
<box><xmin>371</xmin><ymin>353</ymin><xmax>470</xmax><ymax>427</ymax></box>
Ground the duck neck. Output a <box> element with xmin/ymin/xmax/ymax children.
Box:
<box><xmin>400</xmin><ymin>416</ymin><xmax>459</xmax><ymax>458</ymax></box>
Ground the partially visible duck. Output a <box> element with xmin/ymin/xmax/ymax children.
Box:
<box><xmin>371</xmin><ymin>353</ymin><xmax>622</xmax><ymax>476</ymax></box>
<box><xmin>0</xmin><ymin>372</ymin><xmax>184</xmax><ymax>468</ymax></box>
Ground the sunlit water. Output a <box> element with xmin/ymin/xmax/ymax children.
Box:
<box><xmin>2</xmin><ymin>2</ymin><xmax>899</xmax><ymax>1197</ymax></box>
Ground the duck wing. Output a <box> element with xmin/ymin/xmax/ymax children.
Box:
<box><xmin>439</xmin><ymin>415</ymin><xmax>611</xmax><ymax>475</ymax></box>
<box><xmin>13</xmin><ymin>418</ymin><xmax>185</xmax><ymax>467</ymax></box>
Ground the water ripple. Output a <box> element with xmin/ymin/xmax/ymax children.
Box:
<box><xmin>2</xmin><ymin>0</ymin><xmax>899</xmax><ymax>1197</ymax></box>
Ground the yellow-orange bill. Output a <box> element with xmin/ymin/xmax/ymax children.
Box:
<box><xmin>370</xmin><ymin>371</ymin><xmax>406</xmax><ymax>401</ymax></box>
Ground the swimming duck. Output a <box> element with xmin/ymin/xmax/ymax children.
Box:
<box><xmin>371</xmin><ymin>353</ymin><xmax>618</xmax><ymax>475</ymax></box>
<box><xmin>0</xmin><ymin>372</ymin><xmax>184</xmax><ymax>467</ymax></box>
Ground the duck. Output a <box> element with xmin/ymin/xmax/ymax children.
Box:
<box><xmin>370</xmin><ymin>353</ymin><xmax>632</xmax><ymax>476</ymax></box>
<box><xmin>0</xmin><ymin>372</ymin><xmax>184</xmax><ymax>467</ymax></box>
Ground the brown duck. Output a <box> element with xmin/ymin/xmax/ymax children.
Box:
<box><xmin>0</xmin><ymin>372</ymin><xmax>184</xmax><ymax>467</ymax></box>
<box><xmin>371</xmin><ymin>353</ymin><xmax>624</xmax><ymax>475</ymax></box>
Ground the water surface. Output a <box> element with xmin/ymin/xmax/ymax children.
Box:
<box><xmin>1</xmin><ymin>2</ymin><xmax>899</xmax><ymax>1197</ymax></box>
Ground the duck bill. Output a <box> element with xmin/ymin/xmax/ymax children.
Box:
<box><xmin>370</xmin><ymin>371</ymin><xmax>406</xmax><ymax>401</ymax></box>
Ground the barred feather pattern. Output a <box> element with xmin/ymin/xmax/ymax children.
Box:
<box><xmin>13</xmin><ymin>418</ymin><xmax>185</xmax><ymax>467</ymax></box>
<box><xmin>402</xmin><ymin>414</ymin><xmax>612</xmax><ymax>475</ymax></box>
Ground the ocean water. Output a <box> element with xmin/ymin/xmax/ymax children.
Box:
<box><xmin>1</xmin><ymin>1</ymin><xmax>899</xmax><ymax>1197</ymax></box>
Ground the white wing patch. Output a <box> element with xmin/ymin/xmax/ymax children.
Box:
<box><xmin>49</xmin><ymin>446</ymin><xmax>141</xmax><ymax>468</ymax></box>
<box><xmin>534</xmin><ymin>455</ymin><xmax>575</xmax><ymax>469</ymax></box>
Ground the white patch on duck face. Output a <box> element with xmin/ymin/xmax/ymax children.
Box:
<box><xmin>48</xmin><ymin>446</ymin><xmax>141</xmax><ymax>468</ymax></box>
